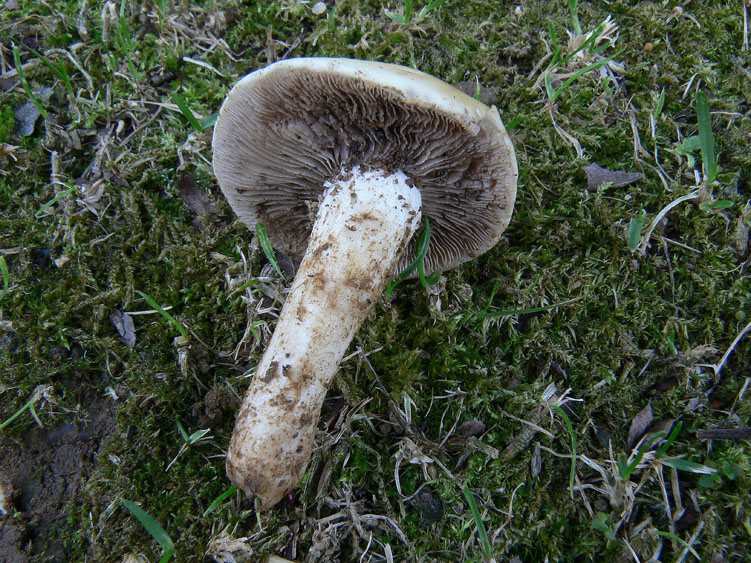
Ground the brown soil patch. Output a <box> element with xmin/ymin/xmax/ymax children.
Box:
<box><xmin>0</xmin><ymin>396</ymin><xmax>114</xmax><ymax>562</ymax></box>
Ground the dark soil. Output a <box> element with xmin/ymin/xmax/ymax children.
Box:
<box><xmin>0</xmin><ymin>396</ymin><xmax>114</xmax><ymax>562</ymax></box>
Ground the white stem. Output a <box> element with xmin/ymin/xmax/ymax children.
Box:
<box><xmin>227</xmin><ymin>166</ymin><xmax>422</xmax><ymax>508</ymax></box>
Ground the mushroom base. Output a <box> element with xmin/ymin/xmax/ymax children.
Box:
<box><xmin>227</xmin><ymin>166</ymin><xmax>422</xmax><ymax>508</ymax></box>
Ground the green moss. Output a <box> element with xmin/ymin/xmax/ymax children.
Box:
<box><xmin>1</xmin><ymin>0</ymin><xmax>750</xmax><ymax>560</ymax></box>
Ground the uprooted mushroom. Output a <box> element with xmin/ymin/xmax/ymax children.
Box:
<box><xmin>212</xmin><ymin>57</ymin><xmax>518</xmax><ymax>508</ymax></box>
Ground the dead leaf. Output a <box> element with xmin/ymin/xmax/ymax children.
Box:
<box><xmin>465</xmin><ymin>436</ymin><xmax>499</xmax><ymax>459</ymax></box>
<box><xmin>459</xmin><ymin>418</ymin><xmax>486</xmax><ymax>437</ymax></box>
<box><xmin>177</xmin><ymin>172</ymin><xmax>218</xmax><ymax>217</ymax></box>
<box><xmin>0</xmin><ymin>143</ymin><xmax>19</xmax><ymax>159</ymax></box>
<box><xmin>627</xmin><ymin>401</ymin><xmax>653</xmax><ymax>450</ymax></box>
<box><xmin>531</xmin><ymin>443</ymin><xmax>542</xmax><ymax>478</ymax></box>
<box><xmin>583</xmin><ymin>162</ymin><xmax>644</xmax><ymax>191</ymax></box>
<box><xmin>643</xmin><ymin>418</ymin><xmax>674</xmax><ymax>447</ymax></box>
<box><xmin>206</xmin><ymin>527</ymin><xmax>253</xmax><ymax>563</ymax></box>
<box><xmin>455</xmin><ymin>80</ymin><xmax>499</xmax><ymax>106</ymax></box>
<box><xmin>409</xmin><ymin>485</ymin><xmax>444</xmax><ymax>524</ymax></box>
<box><xmin>14</xmin><ymin>87</ymin><xmax>53</xmax><ymax>137</ymax></box>
<box><xmin>275</xmin><ymin>251</ymin><xmax>297</xmax><ymax>280</ymax></box>
<box><xmin>685</xmin><ymin>397</ymin><xmax>703</xmax><ymax>412</ymax></box>
<box><xmin>732</xmin><ymin>217</ymin><xmax>749</xmax><ymax>256</ymax></box>
<box><xmin>109</xmin><ymin>310</ymin><xmax>136</xmax><ymax>347</ymax></box>
<box><xmin>654</xmin><ymin>376</ymin><xmax>679</xmax><ymax>394</ymax></box>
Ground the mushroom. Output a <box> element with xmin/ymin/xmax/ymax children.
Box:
<box><xmin>212</xmin><ymin>58</ymin><xmax>517</xmax><ymax>508</ymax></box>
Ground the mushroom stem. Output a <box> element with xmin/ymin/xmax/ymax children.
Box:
<box><xmin>227</xmin><ymin>166</ymin><xmax>422</xmax><ymax>508</ymax></box>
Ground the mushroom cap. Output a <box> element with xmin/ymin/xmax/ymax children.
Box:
<box><xmin>212</xmin><ymin>57</ymin><xmax>517</xmax><ymax>275</ymax></box>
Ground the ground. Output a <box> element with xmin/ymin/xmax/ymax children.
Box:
<box><xmin>0</xmin><ymin>1</ymin><xmax>750</xmax><ymax>562</ymax></box>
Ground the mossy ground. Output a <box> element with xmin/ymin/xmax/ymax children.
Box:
<box><xmin>1</xmin><ymin>1</ymin><xmax>750</xmax><ymax>561</ymax></box>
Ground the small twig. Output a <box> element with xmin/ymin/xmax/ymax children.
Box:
<box><xmin>696</xmin><ymin>427</ymin><xmax>751</xmax><ymax>440</ymax></box>
<box><xmin>637</xmin><ymin>190</ymin><xmax>701</xmax><ymax>254</ymax></box>
<box><xmin>490</xmin><ymin>481</ymin><xmax>524</xmax><ymax>543</ymax></box>
<box><xmin>548</xmin><ymin>106</ymin><xmax>583</xmax><ymax>158</ymax></box>
<box><xmin>711</xmin><ymin>318</ymin><xmax>751</xmax><ymax>376</ymax></box>
<box><xmin>358</xmin><ymin>347</ymin><xmax>410</xmax><ymax>431</ymax></box>
<box><xmin>729</xmin><ymin>377</ymin><xmax>750</xmax><ymax>414</ymax></box>
<box><xmin>627</xmin><ymin>108</ymin><xmax>647</xmax><ymax>163</ymax></box>
<box><xmin>182</xmin><ymin>56</ymin><xmax>225</xmax><ymax>77</ymax></box>
<box><xmin>124</xmin><ymin>305</ymin><xmax>174</xmax><ymax>315</ymax></box>
<box><xmin>656</xmin><ymin>235</ymin><xmax>702</xmax><ymax>254</ymax></box>
<box><xmin>358</xmin><ymin>514</ymin><xmax>409</xmax><ymax>546</ymax></box>
<box><xmin>342</xmin><ymin>345</ymin><xmax>382</xmax><ymax>363</ymax></box>
<box><xmin>502</xmin><ymin>408</ymin><xmax>554</xmax><ymax>438</ymax></box>
<box><xmin>118</xmin><ymin>106</ymin><xmax>163</xmax><ymax>147</ymax></box>
<box><xmin>674</xmin><ymin>520</ymin><xmax>705</xmax><ymax>563</ymax></box>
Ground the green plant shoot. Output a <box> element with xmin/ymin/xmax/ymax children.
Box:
<box><xmin>135</xmin><ymin>290</ymin><xmax>187</xmax><ymax>338</ymax></box>
<box><xmin>256</xmin><ymin>222</ymin><xmax>284</xmax><ymax>278</ymax></box>
<box><xmin>121</xmin><ymin>499</ymin><xmax>175</xmax><ymax>563</ymax></box>
<box><xmin>696</xmin><ymin>91</ymin><xmax>718</xmax><ymax>184</ymax></box>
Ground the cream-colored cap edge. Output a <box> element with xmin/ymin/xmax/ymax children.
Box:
<box><xmin>227</xmin><ymin>58</ymin><xmax>487</xmax><ymax>130</ymax></box>
<box><xmin>220</xmin><ymin>57</ymin><xmax>517</xmax><ymax>187</ymax></box>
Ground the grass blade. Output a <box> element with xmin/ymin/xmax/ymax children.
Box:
<box><xmin>462</xmin><ymin>486</ymin><xmax>492</xmax><ymax>560</ymax></box>
<box><xmin>116</xmin><ymin>0</ymin><xmax>143</xmax><ymax>81</ymax></box>
<box><xmin>118</xmin><ymin>0</ymin><xmax>136</xmax><ymax>53</ymax></box>
<box><xmin>627</xmin><ymin>210</ymin><xmax>645</xmax><ymax>251</ymax></box>
<box><xmin>256</xmin><ymin>222</ymin><xmax>283</xmax><ymax>278</ymax></box>
<box><xmin>551</xmin><ymin>404</ymin><xmax>577</xmax><ymax>499</ymax></box>
<box><xmin>419</xmin><ymin>0</ymin><xmax>448</xmax><ymax>19</ymax></box>
<box><xmin>592</xmin><ymin>513</ymin><xmax>616</xmax><ymax>542</ymax></box>
<box><xmin>547</xmin><ymin>22</ymin><xmax>560</xmax><ymax>67</ymax></box>
<box><xmin>659</xmin><ymin>458</ymin><xmax>717</xmax><ymax>474</ymax></box>
<box><xmin>232</xmin><ymin>278</ymin><xmax>259</xmax><ymax>295</ymax></box>
<box><xmin>91</xmin><ymin>26</ymin><xmax>117</xmax><ymax>70</ymax></box>
<box><xmin>481</xmin><ymin>281</ymin><xmax>500</xmax><ymax>315</ymax></box>
<box><xmin>121</xmin><ymin>499</ymin><xmax>175</xmax><ymax>562</ymax></box>
<box><xmin>0</xmin><ymin>394</ymin><xmax>38</xmax><ymax>431</ymax></box>
<box><xmin>385</xmin><ymin>217</ymin><xmax>432</xmax><ymax>298</ymax></box>
<box><xmin>36</xmin><ymin>182</ymin><xmax>76</xmax><ymax>217</ymax></box>
<box><xmin>619</xmin><ymin>432</ymin><xmax>665</xmax><ymax>481</ymax></box>
<box><xmin>199</xmin><ymin>112</ymin><xmax>218</xmax><ymax>130</ymax></box>
<box><xmin>700</xmin><ymin>199</ymin><xmax>733</xmax><ymax>211</ymax></box>
<box><xmin>12</xmin><ymin>43</ymin><xmax>48</xmax><ymax>119</ymax></box>
<box><xmin>655</xmin><ymin>530</ymin><xmax>702</xmax><ymax>560</ymax></box>
<box><xmin>175</xmin><ymin>419</ymin><xmax>188</xmax><ymax>441</ymax></box>
<box><xmin>696</xmin><ymin>91</ymin><xmax>717</xmax><ymax>184</ymax></box>
<box><xmin>172</xmin><ymin>92</ymin><xmax>204</xmax><ymax>131</ymax></box>
<box><xmin>203</xmin><ymin>486</ymin><xmax>237</xmax><ymax>517</ymax></box>
<box><xmin>479</xmin><ymin>297</ymin><xmax>579</xmax><ymax>319</ymax></box>
<box><xmin>135</xmin><ymin>290</ymin><xmax>187</xmax><ymax>338</ymax></box>
<box><xmin>0</xmin><ymin>256</ymin><xmax>8</xmax><ymax>303</ymax></box>
<box><xmin>7</xmin><ymin>38</ymin><xmax>74</xmax><ymax>100</ymax></box>
<box><xmin>505</xmin><ymin>115</ymin><xmax>522</xmax><ymax>130</ymax></box>
<box><xmin>568</xmin><ymin>0</ymin><xmax>582</xmax><ymax>35</ymax></box>
<box><xmin>385</xmin><ymin>0</ymin><xmax>411</xmax><ymax>24</ymax></box>
<box><xmin>385</xmin><ymin>11</ymin><xmax>408</xmax><ymax>24</ymax></box>
<box><xmin>544</xmin><ymin>70</ymin><xmax>555</xmax><ymax>102</ymax></box>
<box><xmin>656</xmin><ymin>421</ymin><xmax>682</xmax><ymax>458</ymax></box>
<box><xmin>654</xmin><ymin>88</ymin><xmax>666</xmax><ymax>120</ymax></box>
<box><xmin>398</xmin><ymin>216</ymin><xmax>431</xmax><ymax>279</ymax></box>
<box><xmin>187</xmin><ymin>429</ymin><xmax>210</xmax><ymax>444</ymax></box>
<box><xmin>552</xmin><ymin>49</ymin><xmax>625</xmax><ymax>102</ymax></box>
